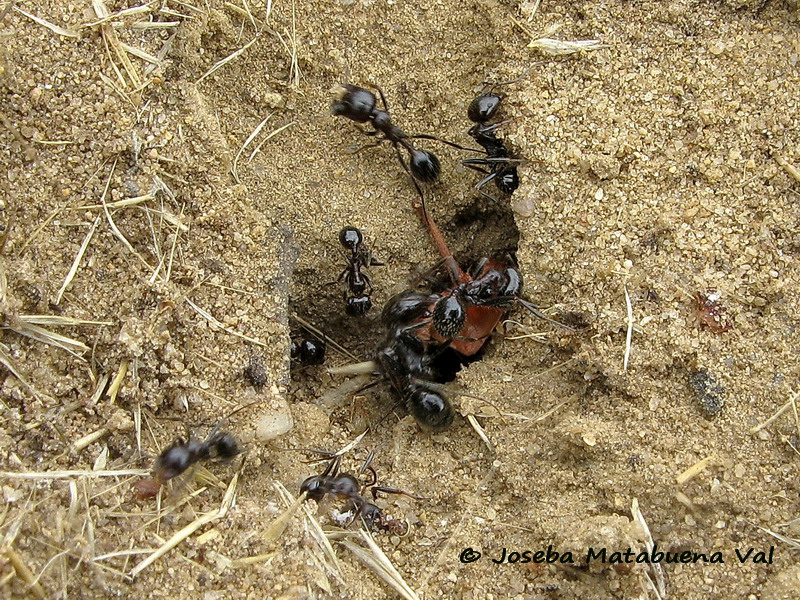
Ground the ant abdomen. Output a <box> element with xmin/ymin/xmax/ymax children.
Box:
<box><xmin>346</xmin><ymin>295</ymin><xmax>372</xmax><ymax>317</ymax></box>
<box><xmin>409</xmin><ymin>149</ymin><xmax>441</xmax><ymax>183</ymax></box>
<box><xmin>405</xmin><ymin>385</ymin><xmax>454</xmax><ymax>431</ymax></box>
<box><xmin>432</xmin><ymin>293</ymin><xmax>465</xmax><ymax>339</ymax></box>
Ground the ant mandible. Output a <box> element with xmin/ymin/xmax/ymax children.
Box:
<box><xmin>338</xmin><ymin>226</ymin><xmax>380</xmax><ymax>317</ymax></box>
<box><xmin>300</xmin><ymin>452</ymin><xmax>424</xmax><ymax>534</ymax></box>
<box><xmin>461</xmin><ymin>89</ymin><xmax>523</xmax><ymax>201</ymax></box>
<box><xmin>134</xmin><ymin>426</ymin><xmax>240</xmax><ymax>499</ymax></box>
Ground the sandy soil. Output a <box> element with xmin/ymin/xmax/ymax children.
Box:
<box><xmin>1</xmin><ymin>0</ymin><xmax>799</xmax><ymax>598</ymax></box>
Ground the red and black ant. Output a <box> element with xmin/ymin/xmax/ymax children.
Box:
<box><xmin>338</xmin><ymin>226</ymin><xmax>380</xmax><ymax>317</ymax></box>
<box><xmin>461</xmin><ymin>90</ymin><xmax>522</xmax><ymax>201</ymax></box>
<box><xmin>300</xmin><ymin>452</ymin><xmax>423</xmax><ymax>534</ymax></box>
<box><xmin>134</xmin><ymin>426</ymin><xmax>240</xmax><ymax>499</ymax></box>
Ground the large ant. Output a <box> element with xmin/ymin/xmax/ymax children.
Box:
<box><xmin>332</xmin><ymin>84</ymin><xmax>449</xmax><ymax>197</ymax></box>
<box><xmin>300</xmin><ymin>452</ymin><xmax>423</xmax><ymax>534</ymax></box>
<box><xmin>134</xmin><ymin>427</ymin><xmax>239</xmax><ymax>499</ymax></box>
<box><xmin>338</xmin><ymin>226</ymin><xmax>379</xmax><ymax>317</ymax></box>
<box><xmin>461</xmin><ymin>90</ymin><xmax>522</xmax><ymax>200</ymax></box>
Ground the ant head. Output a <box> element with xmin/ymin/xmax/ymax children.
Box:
<box><xmin>213</xmin><ymin>433</ymin><xmax>240</xmax><ymax>459</ymax></box>
<box><xmin>346</xmin><ymin>295</ymin><xmax>372</xmax><ymax>317</ymax></box>
<box><xmin>432</xmin><ymin>293</ymin><xmax>465</xmax><ymax>339</ymax></box>
<box><xmin>409</xmin><ymin>150</ymin><xmax>441</xmax><ymax>183</ymax></box>
<box><xmin>406</xmin><ymin>386</ymin><xmax>454</xmax><ymax>431</ymax></box>
<box><xmin>359</xmin><ymin>502</ymin><xmax>383</xmax><ymax>529</ymax></box>
<box><xmin>338</xmin><ymin>226</ymin><xmax>363</xmax><ymax>251</ymax></box>
<box><xmin>300</xmin><ymin>475</ymin><xmax>326</xmax><ymax>501</ymax></box>
<box><xmin>467</xmin><ymin>92</ymin><xmax>504</xmax><ymax>124</ymax></box>
<box><xmin>331</xmin><ymin>84</ymin><xmax>376</xmax><ymax>123</ymax></box>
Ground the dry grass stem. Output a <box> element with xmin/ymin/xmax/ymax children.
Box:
<box><xmin>99</xmin><ymin>161</ymin><xmax>153</xmax><ymax>270</ymax></box>
<box><xmin>16</xmin><ymin>315</ymin><xmax>111</xmax><ymax>327</ymax></box>
<box><xmin>107</xmin><ymin>360</ymin><xmax>129</xmax><ymax>403</ymax></box>
<box><xmin>130</xmin><ymin>470</ymin><xmax>240</xmax><ymax>577</ymax></box>
<box><xmin>341</xmin><ymin>529</ymin><xmax>420</xmax><ymax>600</ymax></box>
<box><xmin>131</xmin><ymin>20</ymin><xmax>180</xmax><ymax>29</ymax></box>
<box><xmin>55</xmin><ymin>215</ymin><xmax>102</xmax><ymax>304</ymax></box>
<box><xmin>0</xmin><ymin>342</ymin><xmax>43</xmax><ymax>400</ymax></box>
<box><xmin>759</xmin><ymin>526</ymin><xmax>799</xmax><ymax>551</ymax></box>
<box><xmin>775</xmin><ymin>155</ymin><xmax>800</xmax><ymax>183</ymax></box>
<box><xmin>676</xmin><ymin>455</ymin><xmax>715</xmax><ymax>485</ymax></box>
<box><xmin>3</xmin><ymin>545</ymin><xmax>46</xmax><ymax>599</ymax></box>
<box><xmin>14</xmin><ymin>7</ymin><xmax>78</xmax><ymax>37</ymax></box>
<box><xmin>0</xmin><ymin>469</ymin><xmax>148</xmax><ymax>480</ymax></box>
<box><xmin>263</xmin><ymin>484</ymin><xmax>307</xmax><ymax>544</ymax></box>
<box><xmin>83</xmin><ymin>4</ymin><xmax>153</xmax><ymax>27</ymax></box>
<box><xmin>750</xmin><ymin>391</ymin><xmax>799</xmax><ymax>434</ymax></box>
<box><xmin>196</xmin><ymin>34</ymin><xmax>260</xmax><ymax>84</ymax></box>
<box><xmin>293</xmin><ymin>313</ymin><xmax>359</xmax><ymax>361</ymax></box>
<box><xmin>248</xmin><ymin>121</ymin><xmax>296</xmax><ymax>162</ymax></box>
<box><xmin>631</xmin><ymin>499</ymin><xmax>667</xmax><ymax>599</ymax></box>
<box><xmin>93</xmin><ymin>1</ymin><xmax>142</xmax><ymax>89</ymax></box>
<box><xmin>185</xmin><ymin>299</ymin><xmax>269</xmax><ymax>347</ymax></box>
<box><xmin>5</xmin><ymin>319</ymin><xmax>90</xmax><ymax>356</ymax></box>
<box><xmin>72</xmin><ymin>428</ymin><xmax>109</xmax><ymax>452</ymax></box>
<box><xmin>120</xmin><ymin>43</ymin><xmax>160</xmax><ymax>65</ymax></box>
<box><xmin>623</xmin><ymin>284</ymin><xmax>633</xmax><ymax>371</ymax></box>
<box><xmin>466</xmin><ymin>414</ymin><xmax>493</xmax><ymax>451</ymax></box>
<box><xmin>231</xmin><ymin>113</ymin><xmax>272</xmax><ymax>182</ymax></box>
<box><xmin>328</xmin><ymin>360</ymin><xmax>378</xmax><ymax>376</ymax></box>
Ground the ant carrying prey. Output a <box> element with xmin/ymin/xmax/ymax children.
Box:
<box><xmin>300</xmin><ymin>452</ymin><xmax>424</xmax><ymax>535</ymax></box>
<box><xmin>338</xmin><ymin>226</ymin><xmax>380</xmax><ymax>316</ymax></box>
<box><xmin>134</xmin><ymin>426</ymin><xmax>239</xmax><ymax>499</ymax></box>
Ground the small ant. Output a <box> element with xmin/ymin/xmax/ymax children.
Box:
<box><xmin>300</xmin><ymin>452</ymin><xmax>423</xmax><ymax>534</ymax></box>
<box><xmin>338</xmin><ymin>226</ymin><xmax>380</xmax><ymax>317</ymax></box>
<box><xmin>291</xmin><ymin>337</ymin><xmax>326</xmax><ymax>365</ymax></box>
<box><xmin>332</xmin><ymin>84</ymin><xmax>448</xmax><ymax>197</ymax></box>
<box><xmin>462</xmin><ymin>89</ymin><xmax>522</xmax><ymax>200</ymax></box>
<box><xmin>134</xmin><ymin>427</ymin><xmax>239</xmax><ymax>499</ymax></box>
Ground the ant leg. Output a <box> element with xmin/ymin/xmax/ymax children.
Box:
<box><xmin>371</xmin><ymin>486</ymin><xmax>428</xmax><ymax>501</ymax></box>
<box><xmin>373</xmin><ymin>85</ymin><xmax>390</xmax><ymax>112</ymax></box>
<box><xmin>348</xmin><ymin>138</ymin><xmax>386</xmax><ymax>155</ymax></box>
<box><xmin>470</xmin><ymin>257</ymin><xmax>490</xmax><ymax>279</ymax></box>
<box><xmin>359</xmin><ymin>450</ymin><xmax>377</xmax><ymax>476</ymax></box>
<box><xmin>408</xmin><ymin>133</ymin><xmax>484</xmax><ymax>154</ymax></box>
<box><xmin>515</xmin><ymin>297</ymin><xmax>576</xmax><ymax>331</ymax></box>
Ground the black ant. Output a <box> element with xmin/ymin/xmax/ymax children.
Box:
<box><xmin>462</xmin><ymin>89</ymin><xmax>523</xmax><ymax>201</ymax></box>
<box><xmin>300</xmin><ymin>452</ymin><xmax>423</xmax><ymax>534</ymax></box>
<box><xmin>338</xmin><ymin>226</ymin><xmax>380</xmax><ymax>317</ymax></box>
<box><xmin>332</xmin><ymin>84</ymin><xmax>454</xmax><ymax>197</ymax></box>
<box><xmin>375</xmin><ymin>309</ymin><xmax>455</xmax><ymax>431</ymax></box>
<box><xmin>291</xmin><ymin>337</ymin><xmax>326</xmax><ymax>365</ymax></box>
<box><xmin>134</xmin><ymin>427</ymin><xmax>239</xmax><ymax>499</ymax></box>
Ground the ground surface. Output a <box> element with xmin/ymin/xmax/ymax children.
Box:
<box><xmin>1</xmin><ymin>0</ymin><xmax>799</xmax><ymax>599</ymax></box>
